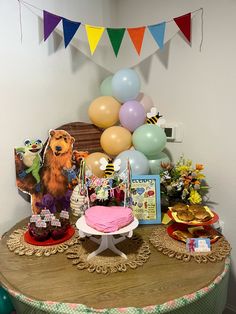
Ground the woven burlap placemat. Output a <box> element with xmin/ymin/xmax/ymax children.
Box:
<box><xmin>6</xmin><ymin>228</ymin><xmax>80</xmax><ymax>257</ymax></box>
<box><xmin>66</xmin><ymin>234</ymin><xmax>151</xmax><ymax>274</ymax></box>
<box><xmin>149</xmin><ymin>225</ymin><xmax>231</xmax><ymax>263</ymax></box>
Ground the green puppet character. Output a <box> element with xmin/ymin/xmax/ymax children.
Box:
<box><xmin>16</xmin><ymin>139</ymin><xmax>43</xmax><ymax>192</ymax></box>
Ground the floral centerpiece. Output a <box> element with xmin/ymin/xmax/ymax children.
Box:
<box><xmin>160</xmin><ymin>156</ymin><xmax>208</xmax><ymax>207</ymax></box>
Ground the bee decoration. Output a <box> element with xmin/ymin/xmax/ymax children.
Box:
<box><xmin>146</xmin><ymin>107</ymin><xmax>166</xmax><ymax>126</ymax></box>
<box><xmin>99</xmin><ymin>158</ymin><xmax>121</xmax><ymax>177</ymax></box>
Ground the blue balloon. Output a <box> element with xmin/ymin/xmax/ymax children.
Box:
<box><xmin>115</xmin><ymin>149</ymin><xmax>149</xmax><ymax>175</ymax></box>
<box><xmin>112</xmin><ymin>69</ymin><xmax>141</xmax><ymax>103</ymax></box>
<box><xmin>149</xmin><ymin>152</ymin><xmax>170</xmax><ymax>174</ymax></box>
<box><xmin>0</xmin><ymin>287</ymin><xmax>14</xmax><ymax>314</ymax></box>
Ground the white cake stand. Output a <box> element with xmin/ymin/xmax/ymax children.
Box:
<box><xmin>76</xmin><ymin>216</ymin><xmax>139</xmax><ymax>260</ymax></box>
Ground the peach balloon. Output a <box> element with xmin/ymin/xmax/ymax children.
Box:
<box><xmin>85</xmin><ymin>152</ymin><xmax>110</xmax><ymax>178</ymax></box>
<box><xmin>100</xmin><ymin>126</ymin><xmax>132</xmax><ymax>156</ymax></box>
<box><xmin>88</xmin><ymin>96</ymin><xmax>121</xmax><ymax>129</ymax></box>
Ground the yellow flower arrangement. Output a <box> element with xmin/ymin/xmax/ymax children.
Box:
<box><xmin>160</xmin><ymin>156</ymin><xmax>208</xmax><ymax>205</ymax></box>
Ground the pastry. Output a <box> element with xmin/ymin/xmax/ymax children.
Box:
<box><xmin>192</xmin><ymin>228</ymin><xmax>221</xmax><ymax>241</ymax></box>
<box><xmin>172</xmin><ymin>230</ymin><xmax>192</xmax><ymax>242</ymax></box>
<box><xmin>192</xmin><ymin>229</ymin><xmax>210</xmax><ymax>238</ymax></box>
<box><xmin>194</xmin><ymin>210</ymin><xmax>211</xmax><ymax>222</ymax></box>
<box><xmin>177</xmin><ymin>210</ymin><xmax>194</xmax><ymax>222</ymax></box>
<box><xmin>171</xmin><ymin>203</ymin><xmax>188</xmax><ymax>212</ymax></box>
<box><xmin>28</xmin><ymin>222</ymin><xmax>50</xmax><ymax>242</ymax></box>
<box><xmin>188</xmin><ymin>204</ymin><xmax>205</xmax><ymax>214</ymax></box>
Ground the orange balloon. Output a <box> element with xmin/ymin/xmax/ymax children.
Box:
<box><xmin>88</xmin><ymin>96</ymin><xmax>121</xmax><ymax>129</ymax></box>
<box><xmin>85</xmin><ymin>152</ymin><xmax>110</xmax><ymax>178</ymax></box>
<box><xmin>100</xmin><ymin>126</ymin><xmax>132</xmax><ymax>156</ymax></box>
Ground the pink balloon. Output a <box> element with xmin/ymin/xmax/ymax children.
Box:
<box><xmin>119</xmin><ymin>100</ymin><xmax>146</xmax><ymax>132</ymax></box>
<box><xmin>136</xmin><ymin>92</ymin><xmax>155</xmax><ymax>113</ymax></box>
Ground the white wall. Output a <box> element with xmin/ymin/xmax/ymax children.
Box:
<box><xmin>0</xmin><ymin>0</ymin><xmax>236</xmax><ymax>311</ymax></box>
<box><xmin>0</xmin><ymin>0</ymin><xmax>111</xmax><ymax>232</ymax></box>
<box><xmin>118</xmin><ymin>0</ymin><xmax>236</xmax><ymax>310</ymax></box>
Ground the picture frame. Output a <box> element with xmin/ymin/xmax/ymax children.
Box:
<box><xmin>131</xmin><ymin>174</ymin><xmax>161</xmax><ymax>224</ymax></box>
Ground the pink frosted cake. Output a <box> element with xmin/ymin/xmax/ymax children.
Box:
<box><xmin>85</xmin><ymin>206</ymin><xmax>134</xmax><ymax>232</ymax></box>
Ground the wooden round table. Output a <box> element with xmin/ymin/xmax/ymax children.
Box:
<box><xmin>0</xmin><ymin>218</ymin><xmax>230</xmax><ymax>314</ymax></box>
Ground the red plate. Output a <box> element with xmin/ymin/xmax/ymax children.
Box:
<box><xmin>167</xmin><ymin>209</ymin><xmax>219</xmax><ymax>226</ymax></box>
<box><xmin>167</xmin><ymin>223</ymin><xmax>221</xmax><ymax>244</ymax></box>
<box><xmin>24</xmin><ymin>226</ymin><xmax>75</xmax><ymax>246</ymax></box>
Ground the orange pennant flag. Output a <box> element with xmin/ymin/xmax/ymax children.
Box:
<box><xmin>127</xmin><ymin>26</ymin><xmax>146</xmax><ymax>55</ymax></box>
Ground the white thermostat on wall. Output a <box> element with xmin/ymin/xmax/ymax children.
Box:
<box><xmin>162</xmin><ymin>122</ymin><xmax>183</xmax><ymax>143</ymax></box>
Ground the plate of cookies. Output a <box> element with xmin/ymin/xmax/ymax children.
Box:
<box><xmin>167</xmin><ymin>203</ymin><xmax>219</xmax><ymax>225</ymax></box>
<box><xmin>167</xmin><ymin>223</ymin><xmax>221</xmax><ymax>243</ymax></box>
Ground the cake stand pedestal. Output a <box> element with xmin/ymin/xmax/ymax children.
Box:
<box><xmin>76</xmin><ymin>216</ymin><xmax>139</xmax><ymax>260</ymax></box>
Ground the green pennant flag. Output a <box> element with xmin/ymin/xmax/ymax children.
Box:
<box><xmin>107</xmin><ymin>28</ymin><xmax>126</xmax><ymax>57</ymax></box>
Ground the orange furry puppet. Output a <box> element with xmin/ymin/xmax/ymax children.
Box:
<box><xmin>15</xmin><ymin>129</ymin><xmax>77</xmax><ymax>213</ymax></box>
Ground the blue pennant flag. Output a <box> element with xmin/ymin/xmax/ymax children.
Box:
<box><xmin>148</xmin><ymin>22</ymin><xmax>166</xmax><ymax>49</ymax></box>
<box><xmin>62</xmin><ymin>18</ymin><xmax>81</xmax><ymax>48</ymax></box>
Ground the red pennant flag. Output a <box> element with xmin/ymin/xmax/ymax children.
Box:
<box><xmin>174</xmin><ymin>13</ymin><xmax>191</xmax><ymax>43</ymax></box>
<box><xmin>127</xmin><ymin>26</ymin><xmax>146</xmax><ymax>55</ymax></box>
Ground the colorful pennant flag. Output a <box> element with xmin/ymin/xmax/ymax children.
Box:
<box><xmin>148</xmin><ymin>22</ymin><xmax>166</xmax><ymax>49</ymax></box>
<box><xmin>85</xmin><ymin>25</ymin><xmax>105</xmax><ymax>55</ymax></box>
<box><xmin>127</xmin><ymin>26</ymin><xmax>146</xmax><ymax>55</ymax></box>
<box><xmin>43</xmin><ymin>11</ymin><xmax>62</xmax><ymax>41</ymax></box>
<box><xmin>40</xmin><ymin>6</ymin><xmax>198</xmax><ymax>55</ymax></box>
<box><xmin>62</xmin><ymin>18</ymin><xmax>81</xmax><ymax>48</ymax></box>
<box><xmin>174</xmin><ymin>13</ymin><xmax>191</xmax><ymax>43</ymax></box>
<box><xmin>107</xmin><ymin>28</ymin><xmax>126</xmax><ymax>57</ymax></box>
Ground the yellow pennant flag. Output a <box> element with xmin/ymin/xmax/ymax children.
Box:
<box><xmin>85</xmin><ymin>25</ymin><xmax>105</xmax><ymax>55</ymax></box>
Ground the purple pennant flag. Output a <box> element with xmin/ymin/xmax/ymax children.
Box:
<box><xmin>43</xmin><ymin>10</ymin><xmax>62</xmax><ymax>41</ymax></box>
<box><xmin>62</xmin><ymin>18</ymin><xmax>81</xmax><ymax>48</ymax></box>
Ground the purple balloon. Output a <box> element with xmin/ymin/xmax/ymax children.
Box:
<box><xmin>119</xmin><ymin>100</ymin><xmax>146</xmax><ymax>132</ymax></box>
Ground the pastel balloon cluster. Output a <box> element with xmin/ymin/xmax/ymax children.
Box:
<box><xmin>87</xmin><ymin>68</ymin><xmax>169</xmax><ymax>176</ymax></box>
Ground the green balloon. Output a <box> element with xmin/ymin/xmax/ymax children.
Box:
<box><xmin>132</xmin><ymin>124</ymin><xmax>167</xmax><ymax>159</ymax></box>
<box><xmin>0</xmin><ymin>287</ymin><xmax>14</xmax><ymax>313</ymax></box>
<box><xmin>100</xmin><ymin>75</ymin><xmax>113</xmax><ymax>96</ymax></box>
<box><xmin>149</xmin><ymin>152</ymin><xmax>170</xmax><ymax>174</ymax></box>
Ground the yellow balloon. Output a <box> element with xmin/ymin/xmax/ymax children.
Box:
<box><xmin>100</xmin><ymin>126</ymin><xmax>132</xmax><ymax>156</ymax></box>
<box><xmin>88</xmin><ymin>96</ymin><xmax>121</xmax><ymax>129</ymax></box>
<box><xmin>85</xmin><ymin>152</ymin><xmax>110</xmax><ymax>178</ymax></box>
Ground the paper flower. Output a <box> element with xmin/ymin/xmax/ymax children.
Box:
<box><xmin>96</xmin><ymin>188</ymin><xmax>109</xmax><ymax>201</ymax></box>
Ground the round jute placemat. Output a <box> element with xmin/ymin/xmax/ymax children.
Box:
<box><xmin>149</xmin><ymin>225</ymin><xmax>231</xmax><ymax>263</ymax></box>
<box><xmin>6</xmin><ymin>228</ymin><xmax>80</xmax><ymax>257</ymax></box>
<box><xmin>66</xmin><ymin>234</ymin><xmax>151</xmax><ymax>274</ymax></box>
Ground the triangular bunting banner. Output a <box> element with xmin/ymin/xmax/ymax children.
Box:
<box><xmin>62</xmin><ymin>18</ymin><xmax>81</xmax><ymax>48</ymax></box>
<box><xmin>85</xmin><ymin>25</ymin><xmax>105</xmax><ymax>55</ymax></box>
<box><xmin>107</xmin><ymin>28</ymin><xmax>126</xmax><ymax>57</ymax></box>
<box><xmin>43</xmin><ymin>10</ymin><xmax>62</xmax><ymax>41</ymax></box>
<box><xmin>174</xmin><ymin>13</ymin><xmax>191</xmax><ymax>43</ymax></box>
<box><xmin>127</xmin><ymin>26</ymin><xmax>146</xmax><ymax>55</ymax></box>
<box><xmin>148</xmin><ymin>22</ymin><xmax>166</xmax><ymax>49</ymax></box>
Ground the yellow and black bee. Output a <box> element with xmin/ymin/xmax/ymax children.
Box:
<box><xmin>99</xmin><ymin>158</ymin><xmax>121</xmax><ymax>177</ymax></box>
<box><xmin>146</xmin><ymin>107</ymin><xmax>163</xmax><ymax>124</ymax></box>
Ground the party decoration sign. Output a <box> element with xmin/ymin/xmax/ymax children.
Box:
<box><xmin>62</xmin><ymin>18</ymin><xmax>81</xmax><ymax>48</ymax></box>
<box><xmin>19</xmin><ymin>1</ymin><xmax>203</xmax><ymax>57</ymax></box>
<box><xmin>85</xmin><ymin>25</ymin><xmax>105</xmax><ymax>55</ymax></box>
<box><xmin>148</xmin><ymin>22</ymin><xmax>166</xmax><ymax>49</ymax></box>
<box><xmin>127</xmin><ymin>26</ymin><xmax>146</xmax><ymax>55</ymax></box>
<box><xmin>131</xmin><ymin>175</ymin><xmax>161</xmax><ymax>224</ymax></box>
<box><xmin>107</xmin><ymin>28</ymin><xmax>126</xmax><ymax>56</ymax></box>
<box><xmin>174</xmin><ymin>13</ymin><xmax>191</xmax><ymax>43</ymax></box>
